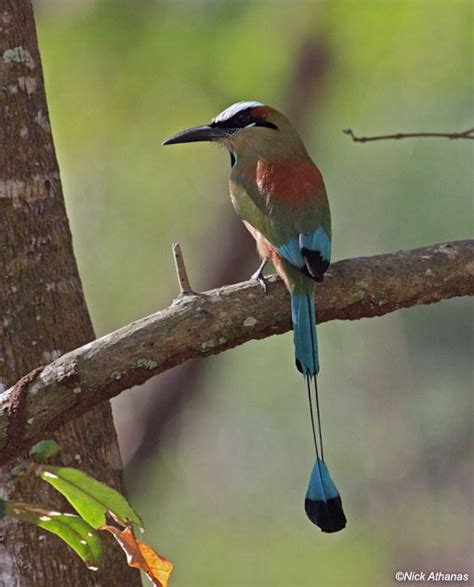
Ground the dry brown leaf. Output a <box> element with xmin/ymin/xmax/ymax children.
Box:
<box><xmin>101</xmin><ymin>521</ymin><xmax>173</xmax><ymax>587</ymax></box>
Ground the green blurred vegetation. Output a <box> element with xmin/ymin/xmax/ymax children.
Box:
<box><xmin>35</xmin><ymin>1</ymin><xmax>472</xmax><ymax>585</ymax></box>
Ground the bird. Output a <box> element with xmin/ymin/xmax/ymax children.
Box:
<box><xmin>163</xmin><ymin>101</ymin><xmax>346</xmax><ymax>533</ymax></box>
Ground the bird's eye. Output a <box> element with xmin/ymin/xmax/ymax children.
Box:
<box><xmin>235</xmin><ymin>111</ymin><xmax>251</xmax><ymax>126</ymax></box>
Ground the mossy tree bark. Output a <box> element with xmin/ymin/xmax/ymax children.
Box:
<box><xmin>0</xmin><ymin>1</ymin><xmax>141</xmax><ymax>584</ymax></box>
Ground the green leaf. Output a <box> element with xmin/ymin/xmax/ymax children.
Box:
<box><xmin>40</xmin><ymin>466</ymin><xmax>143</xmax><ymax>529</ymax></box>
<box><xmin>0</xmin><ymin>498</ymin><xmax>6</xmax><ymax>520</ymax></box>
<box><xmin>6</xmin><ymin>502</ymin><xmax>102</xmax><ymax>570</ymax></box>
<box><xmin>29</xmin><ymin>439</ymin><xmax>61</xmax><ymax>462</ymax></box>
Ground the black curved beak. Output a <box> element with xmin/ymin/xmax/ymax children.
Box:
<box><xmin>162</xmin><ymin>124</ymin><xmax>227</xmax><ymax>146</ymax></box>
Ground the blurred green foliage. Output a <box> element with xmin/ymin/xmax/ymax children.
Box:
<box><xmin>36</xmin><ymin>1</ymin><xmax>472</xmax><ymax>585</ymax></box>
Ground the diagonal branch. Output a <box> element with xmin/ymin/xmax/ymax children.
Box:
<box><xmin>343</xmin><ymin>127</ymin><xmax>474</xmax><ymax>142</ymax></box>
<box><xmin>0</xmin><ymin>240</ymin><xmax>473</xmax><ymax>465</ymax></box>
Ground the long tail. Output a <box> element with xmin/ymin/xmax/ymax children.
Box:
<box><xmin>291</xmin><ymin>291</ymin><xmax>319</xmax><ymax>376</ymax></box>
<box><xmin>290</xmin><ymin>291</ymin><xmax>347</xmax><ymax>533</ymax></box>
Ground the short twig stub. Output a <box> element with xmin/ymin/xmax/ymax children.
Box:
<box><xmin>172</xmin><ymin>243</ymin><xmax>193</xmax><ymax>295</ymax></box>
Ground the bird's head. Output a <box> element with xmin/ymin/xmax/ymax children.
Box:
<box><xmin>162</xmin><ymin>101</ymin><xmax>308</xmax><ymax>161</ymax></box>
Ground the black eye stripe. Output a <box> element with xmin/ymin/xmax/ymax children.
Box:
<box><xmin>213</xmin><ymin>109</ymin><xmax>278</xmax><ymax>131</ymax></box>
<box><xmin>214</xmin><ymin>109</ymin><xmax>251</xmax><ymax>129</ymax></box>
<box><xmin>236</xmin><ymin>111</ymin><xmax>251</xmax><ymax>125</ymax></box>
<box><xmin>253</xmin><ymin>118</ymin><xmax>278</xmax><ymax>130</ymax></box>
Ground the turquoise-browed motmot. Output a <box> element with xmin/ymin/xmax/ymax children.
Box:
<box><xmin>163</xmin><ymin>101</ymin><xmax>346</xmax><ymax>533</ymax></box>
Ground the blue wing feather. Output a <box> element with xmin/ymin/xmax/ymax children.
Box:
<box><xmin>300</xmin><ymin>226</ymin><xmax>331</xmax><ymax>264</ymax></box>
<box><xmin>277</xmin><ymin>237</ymin><xmax>305</xmax><ymax>268</ymax></box>
<box><xmin>276</xmin><ymin>226</ymin><xmax>331</xmax><ymax>277</ymax></box>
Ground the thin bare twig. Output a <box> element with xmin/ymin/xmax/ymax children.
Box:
<box><xmin>343</xmin><ymin>127</ymin><xmax>474</xmax><ymax>143</ymax></box>
<box><xmin>172</xmin><ymin>243</ymin><xmax>193</xmax><ymax>295</ymax></box>
<box><xmin>0</xmin><ymin>240</ymin><xmax>472</xmax><ymax>465</ymax></box>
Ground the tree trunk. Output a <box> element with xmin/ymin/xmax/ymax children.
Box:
<box><xmin>0</xmin><ymin>1</ymin><xmax>141</xmax><ymax>585</ymax></box>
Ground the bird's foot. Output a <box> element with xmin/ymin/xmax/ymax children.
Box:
<box><xmin>250</xmin><ymin>269</ymin><xmax>268</xmax><ymax>293</ymax></box>
<box><xmin>250</xmin><ymin>258</ymin><xmax>269</xmax><ymax>293</ymax></box>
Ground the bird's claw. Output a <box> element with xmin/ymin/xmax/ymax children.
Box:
<box><xmin>250</xmin><ymin>271</ymin><xmax>268</xmax><ymax>293</ymax></box>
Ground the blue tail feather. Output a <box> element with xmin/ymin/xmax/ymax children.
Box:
<box><xmin>291</xmin><ymin>291</ymin><xmax>347</xmax><ymax>532</ymax></box>
<box><xmin>291</xmin><ymin>292</ymin><xmax>319</xmax><ymax>376</ymax></box>
<box><xmin>305</xmin><ymin>458</ymin><xmax>346</xmax><ymax>533</ymax></box>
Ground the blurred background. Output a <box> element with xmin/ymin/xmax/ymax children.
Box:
<box><xmin>34</xmin><ymin>1</ymin><xmax>472</xmax><ymax>585</ymax></box>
